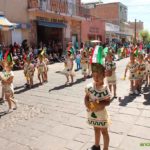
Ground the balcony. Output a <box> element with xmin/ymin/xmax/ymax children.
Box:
<box><xmin>28</xmin><ymin>0</ymin><xmax>90</xmax><ymax>18</ymax></box>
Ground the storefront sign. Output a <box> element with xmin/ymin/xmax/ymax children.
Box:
<box><xmin>105</xmin><ymin>23</ymin><xmax>120</xmax><ymax>32</ymax></box>
<box><xmin>89</xmin><ymin>27</ymin><xmax>100</xmax><ymax>34</ymax></box>
<box><xmin>37</xmin><ymin>16</ymin><xmax>67</xmax><ymax>23</ymax></box>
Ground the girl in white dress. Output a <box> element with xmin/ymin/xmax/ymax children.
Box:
<box><xmin>124</xmin><ymin>53</ymin><xmax>139</xmax><ymax>95</ymax></box>
<box><xmin>105</xmin><ymin>52</ymin><xmax>117</xmax><ymax>98</ymax></box>
<box><xmin>63</xmin><ymin>51</ymin><xmax>74</xmax><ymax>85</ymax></box>
<box><xmin>24</xmin><ymin>57</ymin><xmax>35</xmax><ymax>88</ymax></box>
<box><xmin>0</xmin><ymin>61</ymin><xmax>17</xmax><ymax>113</ymax></box>
<box><xmin>81</xmin><ymin>50</ymin><xmax>88</xmax><ymax>80</ymax></box>
<box><xmin>37</xmin><ymin>55</ymin><xmax>46</xmax><ymax>85</ymax></box>
<box><xmin>85</xmin><ymin>63</ymin><xmax>111</xmax><ymax>150</ymax></box>
<box><xmin>145</xmin><ymin>54</ymin><xmax>150</xmax><ymax>86</ymax></box>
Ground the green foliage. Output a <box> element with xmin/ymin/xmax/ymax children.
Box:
<box><xmin>140</xmin><ymin>30</ymin><xmax>150</xmax><ymax>44</ymax></box>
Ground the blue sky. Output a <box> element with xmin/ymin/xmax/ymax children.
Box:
<box><xmin>81</xmin><ymin>0</ymin><xmax>150</xmax><ymax>31</ymax></box>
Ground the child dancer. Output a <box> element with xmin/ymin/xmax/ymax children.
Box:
<box><xmin>75</xmin><ymin>51</ymin><xmax>81</xmax><ymax>71</ymax></box>
<box><xmin>24</xmin><ymin>57</ymin><xmax>35</xmax><ymax>88</ymax></box>
<box><xmin>81</xmin><ymin>50</ymin><xmax>88</xmax><ymax>80</ymax></box>
<box><xmin>124</xmin><ymin>53</ymin><xmax>139</xmax><ymax>95</ymax></box>
<box><xmin>105</xmin><ymin>52</ymin><xmax>117</xmax><ymax>98</ymax></box>
<box><xmin>44</xmin><ymin>55</ymin><xmax>49</xmax><ymax>82</ymax></box>
<box><xmin>85</xmin><ymin>63</ymin><xmax>111</xmax><ymax>150</ymax></box>
<box><xmin>0</xmin><ymin>61</ymin><xmax>17</xmax><ymax>113</ymax></box>
<box><xmin>145</xmin><ymin>54</ymin><xmax>150</xmax><ymax>86</ymax></box>
<box><xmin>37</xmin><ymin>55</ymin><xmax>45</xmax><ymax>85</ymax></box>
<box><xmin>88</xmin><ymin>48</ymin><xmax>93</xmax><ymax>77</ymax></box>
<box><xmin>0</xmin><ymin>61</ymin><xmax>5</xmax><ymax>103</ymax></box>
<box><xmin>137</xmin><ymin>54</ymin><xmax>146</xmax><ymax>92</ymax></box>
<box><xmin>63</xmin><ymin>51</ymin><xmax>74</xmax><ymax>85</ymax></box>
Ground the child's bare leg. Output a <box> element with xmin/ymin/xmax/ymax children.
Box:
<box><xmin>30</xmin><ymin>77</ymin><xmax>33</xmax><ymax>87</ymax></box>
<box><xmin>130</xmin><ymin>80</ymin><xmax>133</xmax><ymax>91</ymax></box>
<box><xmin>94</xmin><ymin>127</ymin><xmax>101</xmax><ymax>147</ymax></box>
<box><xmin>65</xmin><ymin>75</ymin><xmax>69</xmax><ymax>84</ymax></box>
<box><xmin>71</xmin><ymin>75</ymin><xmax>74</xmax><ymax>83</ymax></box>
<box><xmin>1</xmin><ymin>86</ymin><xmax>4</xmax><ymax>100</ymax></box>
<box><xmin>45</xmin><ymin>71</ymin><xmax>48</xmax><ymax>82</ymax></box>
<box><xmin>5</xmin><ymin>94</ymin><xmax>12</xmax><ymax>109</ymax></box>
<box><xmin>109</xmin><ymin>84</ymin><xmax>112</xmax><ymax>93</ymax></box>
<box><xmin>38</xmin><ymin>74</ymin><xmax>41</xmax><ymax>83</ymax></box>
<box><xmin>113</xmin><ymin>84</ymin><xmax>117</xmax><ymax>97</ymax></box>
<box><xmin>42</xmin><ymin>73</ymin><xmax>45</xmax><ymax>83</ymax></box>
<box><xmin>101</xmin><ymin>128</ymin><xmax>109</xmax><ymax>150</ymax></box>
<box><xmin>134</xmin><ymin>80</ymin><xmax>138</xmax><ymax>91</ymax></box>
<box><xmin>10</xmin><ymin>97</ymin><xmax>17</xmax><ymax>109</ymax></box>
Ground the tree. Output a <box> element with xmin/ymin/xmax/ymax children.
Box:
<box><xmin>140</xmin><ymin>30</ymin><xmax>150</xmax><ymax>44</ymax></box>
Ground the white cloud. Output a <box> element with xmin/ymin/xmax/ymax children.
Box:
<box><xmin>81</xmin><ymin>0</ymin><xmax>150</xmax><ymax>30</ymax></box>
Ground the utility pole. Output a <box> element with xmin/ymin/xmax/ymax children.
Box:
<box><xmin>134</xmin><ymin>19</ymin><xmax>137</xmax><ymax>44</ymax></box>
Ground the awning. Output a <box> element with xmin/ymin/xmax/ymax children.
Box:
<box><xmin>38</xmin><ymin>20</ymin><xmax>67</xmax><ymax>28</ymax></box>
<box><xmin>0</xmin><ymin>15</ymin><xmax>17</xmax><ymax>31</ymax></box>
<box><xmin>115</xmin><ymin>31</ymin><xmax>132</xmax><ymax>37</ymax></box>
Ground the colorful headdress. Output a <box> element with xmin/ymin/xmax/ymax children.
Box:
<box><xmin>91</xmin><ymin>63</ymin><xmax>105</xmax><ymax>74</ymax></box>
<box><xmin>38</xmin><ymin>49</ymin><xmax>45</xmax><ymax>59</ymax></box>
<box><xmin>3</xmin><ymin>49</ymin><xmax>14</xmax><ymax>67</ymax></box>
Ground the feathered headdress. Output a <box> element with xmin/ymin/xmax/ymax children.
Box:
<box><xmin>3</xmin><ymin>49</ymin><xmax>14</xmax><ymax>67</ymax></box>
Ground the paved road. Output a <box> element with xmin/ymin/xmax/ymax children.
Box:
<box><xmin>0</xmin><ymin>58</ymin><xmax>150</xmax><ymax>150</ymax></box>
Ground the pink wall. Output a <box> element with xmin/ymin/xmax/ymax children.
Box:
<box><xmin>81</xmin><ymin>19</ymin><xmax>105</xmax><ymax>43</ymax></box>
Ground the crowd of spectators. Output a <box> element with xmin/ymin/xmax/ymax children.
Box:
<box><xmin>0</xmin><ymin>40</ymin><xmax>65</xmax><ymax>70</ymax></box>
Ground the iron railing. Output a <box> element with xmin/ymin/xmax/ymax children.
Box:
<box><xmin>28</xmin><ymin>0</ymin><xmax>90</xmax><ymax>18</ymax></box>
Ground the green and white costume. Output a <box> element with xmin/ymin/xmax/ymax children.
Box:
<box><xmin>105</xmin><ymin>61</ymin><xmax>117</xmax><ymax>85</ymax></box>
<box><xmin>85</xmin><ymin>83</ymin><xmax>111</xmax><ymax>128</ymax></box>
<box><xmin>126</xmin><ymin>62</ymin><xmax>139</xmax><ymax>80</ymax></box>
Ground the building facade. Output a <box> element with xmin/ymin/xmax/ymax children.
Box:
<box><xmin>89</xmin><ymin>2</ymin><xmax>127</xmax><ymax>26</ymax></box>
<box><xmin>0</xmin><ymin>0</ymin><xmax>89</xmax><ymax>49</ymax></box>
<box><xmin>85</xmin><ymin>2</ymin><xmax>131</xmax><ymax>42</ymax></box>
<box><xmin>81</xmin><ymin>19</ymin><xmax>105</xmax><ymax>43</ymax></box>
<box><xmin>0</xmin><ymin>0</ymin><xmax>30</xmax><ymax>45</ymax></box>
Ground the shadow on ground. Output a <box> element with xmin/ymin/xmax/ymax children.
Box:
<box><xmin>49</xmin><ymin>77</ymin><xmax>88</xmax><ymax>92</ymax></box>
<box><xmin>119</xmin><ymin>94</ymin><xmax>137</xmax><ymax>106</ymax></box>
<box><xmin>14</xmin><ymin>83</ymin><xmax>41</xmax><ymax>94</ymax></box>
<box><xmin>0</xmin><ymin>111</ymin><xmax>8</xmax><ymax>118</ymax></box>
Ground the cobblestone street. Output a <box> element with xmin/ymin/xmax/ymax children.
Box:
<box><xmin>0</xmin><ymin>58</ymin><xmax>150</xmax><ymax>150</ymax></box>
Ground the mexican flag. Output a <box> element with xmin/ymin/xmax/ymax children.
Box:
<box><xmin>92</xmin><ymin>46</ymin><xmax>104</xmax><ymax>64</ymax></box>
<box><xmin>103</xmin><ymin>47</ymin><xmax>108</xmax><ymax>57</ymax></box>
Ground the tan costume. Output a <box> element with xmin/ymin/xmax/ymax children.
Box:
<box><xmin>85</xmin><ymin>83</ymin><xmax>111</xmax><ymax>128</ymax></box>
<box><xmin>105</xmin><ymin>61</ymin><xmax>117</xmax><ymax>85</ymax></box>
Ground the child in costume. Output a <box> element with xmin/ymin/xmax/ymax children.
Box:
<box><xmin>0</xmin><ymin>61</ymin><xmax>5</xmax><ymax>103</ymax></box>
<box><xmin>24</xmin><ymin>56</ymin><xmax>35</xmax><ymax>88</ymax></box>
<box><xmin>88</xmin><ymin>48</ymin><xmax>93</xmax><ymax>77</ymax></box>
<box><xmin>105</xmin><ymin>52</ymin><xmax>117</xmax><ymax>98</ymax></box>
<box><xmin>85</xmin><ymin>63</ymin><xmax>111</xmax><ymax>150</ymax></box>
<box><xmin>0</xmin><ymin>61</ymin><xmax>17</xmax><ymax>113</ymax></box>
<box><xmin>75</xmin><ymin>51</ymin><xmax>81</xmax><ymax>71</ymax></box>
<box><xmin>37</xmin><ymin>55</ymin><xmax>46</xmax><ymax>85</ymax></box>
<box><xmin>137</xmin><ymin>54</ymin><xmax>146</xmax><ymax>92</ymax></box>
<box><xmin>81</xmin><ymin>50</ymin><xmax>88</xmax><ymax>80</ymax></box>
<box><xmin>63</xmin><ymin>51</ymin><xmax>74</xmax><ymax>85</ymax></box>
<box><xmin>145</xmin><ymin>54</ymin><xmax>150</xmax><ymax>86</ymax></box>
<box><xmin>44</xmin><ymin>55</ymin><xmax>49</xmax><ymax>82</ymax></box>
<box><xmin>124</xmin><ymin>53</ymin><xmax>139</xmax><ymax>95</ymax></box>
